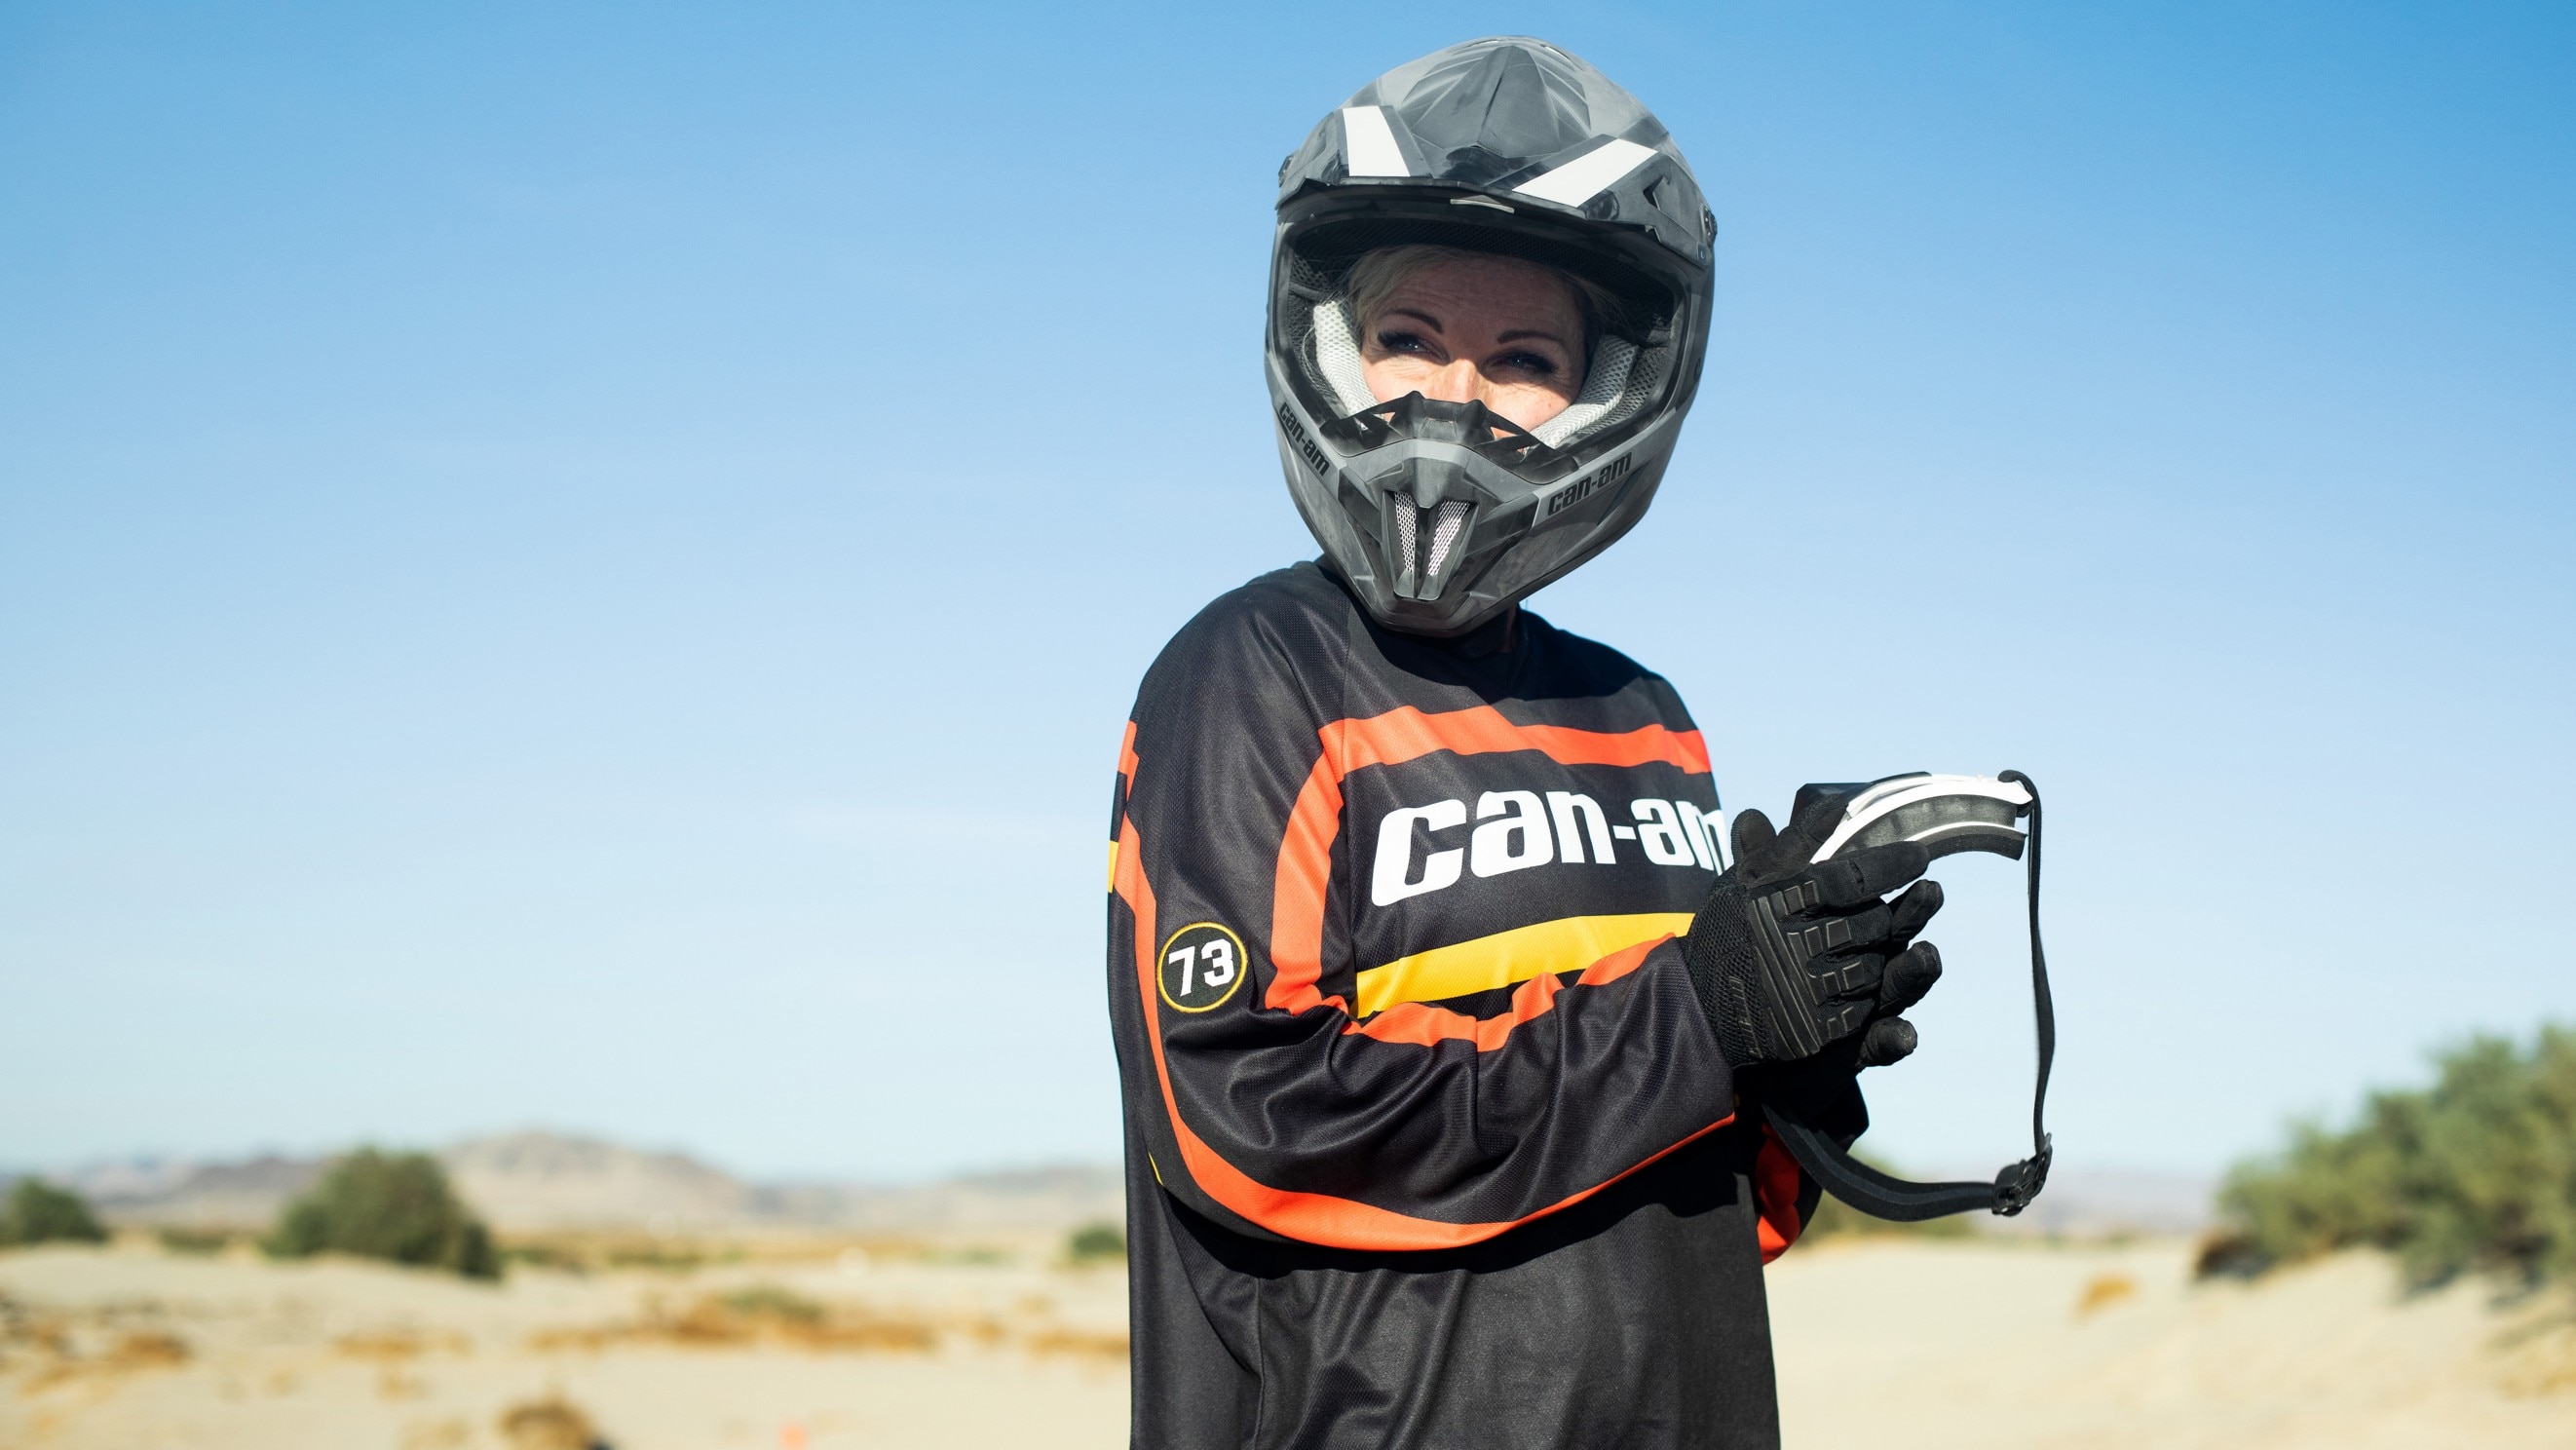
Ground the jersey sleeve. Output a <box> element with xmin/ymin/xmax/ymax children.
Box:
<box><xmin>1105</xmin><ymin>599</ymin><xmax>1742</xmax><ymax>1252</ymax></box>
<box><xmin>1745</xmin><ymin>1072</ymin><xmax>1872</xmax><ymax>1262</ymax></box>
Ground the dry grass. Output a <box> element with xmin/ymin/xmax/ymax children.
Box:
<box><xmin>499</xmin><ymin>1393</ymin><xmax>603</xmax><ymax>1450</ymax></box>
<box><xmin>15</xmin><ymin>1328</ymin><xmax>192</xmax><ymax>1393</ymax></box>
<box><xmin>529</xmin><ymin>1284</ymin><xmax>941</xmax><ymax>1355</ymax></box>
<box><xmin>1023</xmin><ymin>1326</ymin><xmax>1130</xmax><ymax>1362</ymax></box>
<box><xmin>512</xmin><ymin>1277</ymin><xmax>1125</xmax><ymax>1363</ymax></box>
<box><xmin>2075</xmin><ymin>1272</ymin><xmax>2140</xmax><ymax>1316</ymax></box>
<box><xmin>336</xmin><ymin>1328</ymin><xmax>471</xmax><ymax>1361</ymax></box>
<box><xmin>491</xmin><ymin>1230</ymin><xmax>988</xmax><ymax>1277</ymax></box>
<box><xmin>2494</xmin><ymin>1298</ymin><xmax>2576</xmax><ymax>1398</ymax></box>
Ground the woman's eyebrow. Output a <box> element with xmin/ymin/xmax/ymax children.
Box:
<box><xmin>1496</xmin><ymin>328</ymin><xmax>1570</xmax><ymax>347</ymax></box>
<box><xmin>1382</xmin><ymin>307</ymin><xmax>1445</xmax><ymax>331</ymax></box>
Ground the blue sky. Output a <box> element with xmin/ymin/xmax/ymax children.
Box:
<box><xmin>3</xmin><ymin>2</ymin><xmax>2569</xmax><ymax>1183</ymax></box>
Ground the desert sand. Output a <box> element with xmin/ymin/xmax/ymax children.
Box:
<box><xmin>5</xmin><ymin>1234</ymin><xmax>2573</xmax><ymax>1448</ymax></box>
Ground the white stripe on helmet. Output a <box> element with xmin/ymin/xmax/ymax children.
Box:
<box><xmin>1340</xmin><ymin>106</ymin><xmax>1412</xmax><ymax>177</ymax></box>
<box><xmin>1512</xmin><ymin>138</ymin><xmax>1655</xmax><ymax>207</ymax></box>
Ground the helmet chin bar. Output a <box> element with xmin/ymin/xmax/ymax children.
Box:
<box><xmin>1323</xmin><ymin>392</ymin><xmax>1567</xmax><ymax>477</ymax></box>
<box><xmin>1269</xmin><ymin>353</ymin><xmax>1679</xmax><ymax>639</ymax></box>
<box><xmin>1339</xmin><ymin>396</ymin><xmax>1548</xmax><ymax>604</ymax></box>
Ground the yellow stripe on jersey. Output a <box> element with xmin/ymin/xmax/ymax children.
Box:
<box><xmin>1354</xmin><ymin>912</ymin><xmax>1695</xmax><ymax>1018</ymax></box>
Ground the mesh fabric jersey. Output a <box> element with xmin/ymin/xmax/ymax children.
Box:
<box><xmin>1107</xmin><ymin>562</ymin><xmax>1821</xmax><ymax>1450</ymax></box>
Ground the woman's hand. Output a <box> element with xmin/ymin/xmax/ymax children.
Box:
<box><xmin>1679</xmin><ymin>785</ymin><xmax>1946</xmax><ymax>1070</ymax></box>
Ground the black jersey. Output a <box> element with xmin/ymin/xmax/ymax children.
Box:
<box><xmin>1108</xmin><ymin>562</ymin><xmax>1821</xmax><ymax>1450</ymax></box>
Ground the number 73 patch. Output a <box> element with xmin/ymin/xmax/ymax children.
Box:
<box><xmin>1158</xmin><ymin>922</ymin><xmax>1248</xmax><ymax>1013</ymax></box>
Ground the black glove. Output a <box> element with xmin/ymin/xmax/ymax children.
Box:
<box><xmin>1680</xmin><ymin>782</ymin><xmax>1947</xmax><ymax>1070</ymax></box>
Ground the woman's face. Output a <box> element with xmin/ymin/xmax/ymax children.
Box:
<box><xmin>1359</xmin><ymin>254</ymin><xmax>1587</xmax><ymax>432</ymax></box>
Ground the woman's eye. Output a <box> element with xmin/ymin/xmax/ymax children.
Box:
<box><xmin>1374</xmin><ymin>330</ymin><xmax>1430</xmax><ymax>355</ymax></box>
<box><xmin>1496</xmin><ymin>352</ymin><xmax>1560</xmax><ymax>378</ymax></box>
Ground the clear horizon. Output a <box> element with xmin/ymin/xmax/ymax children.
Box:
<box><xmin>5</xmin><ymin>2</ymin><xmax>2571</xmax><ymax>1183</ymax></box>
<box><xmin>5</xmin><ymin>1124</ymin><xmax>2221</xmax><ymax>1198</ymax></box>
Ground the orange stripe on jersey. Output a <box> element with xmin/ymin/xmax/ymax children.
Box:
<box><xmin>1117</xmin><ymin>719</ymin><xmax>1140</xmax><ymax>783</ymax></box>
<box><xmin>1268</xmin><ymin>705</ymin><xmax>1710</xmax><ymax>1040</ymax></box>
<box><xmin>1120</xmin><ymin>807</ymin><xmax>1731</xmax><ymax>1250</ymax></box>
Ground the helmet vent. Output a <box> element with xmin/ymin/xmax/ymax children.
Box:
<box><xmin>1424</xmin><ymin>499</ymin><xmax>1469</xmax><ymax>576</ymax></box>
<box><xmin>1390</xmin><ymin>497</ymin><xmax>1474</xmax><ymax>600</ymax></box>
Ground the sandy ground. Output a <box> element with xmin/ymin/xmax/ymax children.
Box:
<box><xmin>0</xmin><ymin>1236</ymin><xmax>1128</xmax><ymax>1450</ymax></box>
<box><xmin>5</xmin><ymin>1235</ymin><xmax>2574</xmax><ymax>1448</ymax></box>
<box><xmin>1767</xmin><ymin>1238</ymin><xmax>2576</xmax><ymax>1448</ymax></box>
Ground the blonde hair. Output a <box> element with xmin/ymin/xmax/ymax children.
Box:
<box><xmin>1344</xmin><ymin>244</ymin><xmax>1619</xmax><ymax>357</ymax></box>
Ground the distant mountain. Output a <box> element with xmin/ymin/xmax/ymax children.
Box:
<box><xmin>442</xmin><ymin>1131</ymin><xmax>756</xmax><ymax>1231</ymax></box>
<box><xmin>1973</xmin><ymin>1168</ymin><xmax>2216</xmax><ymax>1238</ymax></box>
<box><xmin>27</xmin><ymin>1131</ymin><xmax>1122</xmax><ymax>1235</ymax></box>
<box><xmin>752</xmin><ymin>1164</ymin><xmax>1136</xmax><ymax>1233</ymax></box>
<box><xmin>20</xmin><ymin>1133</ymin><xmax>2207</xmax><ymax>1240</ymax></box>
<box><xmin>73</xmin><ymin>1154</ymin><xmax>325</xmax><ymax>1229</ymax></box>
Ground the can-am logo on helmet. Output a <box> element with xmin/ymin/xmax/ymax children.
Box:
<box><xmin>1542</xmin><ymin>452</ymin><xmax>1632</xmax><ymax>519</ymax></box>
<box><xmin>1276</xmin><ymin>402</ymin><xmax>1334</xmax><ymax>485</ymax></box>
<box><xmin>1370</xmin><ymin>789</ymin><xmax>1720</xmax><ymax>906</ymax></box>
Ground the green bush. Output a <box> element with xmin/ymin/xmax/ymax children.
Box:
<box><xmin>157</xmin><ymin>1227</ymin><xmax>237</xmax><ymax>1256</ymax></box>
<box><xmin>1066</xmin><ymin>1221</ymin><xmax>1125</xmax><ymax>1264</ymax></box>
<box><xmin>717</xmin><ymin>1283</ymin><xmax>824</xmax><ymax>1324</ymax></box>
<box><xmin>266</xmin><ymin>1149</ymin><xmax>498</xmax><ymax>1279</ymax></box>
<box><xmin>0</xmin><ymin>1178</ymin><xmax>108</xmax><ymax>1245</ymax></box>
<box><xmin>2214</xmin><ymin>1025</ymin><xmax>2576</xmax><ymax>1288</ymax></box>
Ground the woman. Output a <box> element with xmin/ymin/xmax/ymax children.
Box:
<box><xmin>1107</xmin><ymin>38</ymin><xmax>1943</xmax><ymax>1450</ymax></box>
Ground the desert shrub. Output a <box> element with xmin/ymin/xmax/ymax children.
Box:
<box><xmin>601</xmin><ymin>1240</ymin><xmax>719</xmax><ymax>1272</ymax></box>
<box><xmin>1066</xmin><ymin>1221</ymin><xmax>1125</xmax><ymax>1264</ymax></box>
<box><xmin>715</xmin><ymin>1283</ymin><xmax>823</xmax><ymax>1325</ymax></box>
<box><xmin>499</xmin><ymin>1239</ymin><xmax>585</xmax><ymax>1273</ymax></box>
<box><xmin>266</xmin><ymin>1148</ymin><xmax>498</xmax><ymax>1279</ymax></box>
<box><xmin>498</xmin><ymin>1393</ymin><xmax>607</xmax><ymax>1450</ymax></box>
<box><xmin>156</xmin><ymin>1227</ymin><xmax>236</xmax><ymax>1256</ymax></box>
<box><xmin>0</xmin><ymin>1179</ymin><xmax>108</xmax><ymax>1245</ymax></box>
<box><xmin>2214</xmin><ymin>1025</ymin><xmax>2576</xmax><ymax>1287</ymax></box>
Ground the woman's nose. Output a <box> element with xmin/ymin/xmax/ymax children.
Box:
<box><xmin>1417</xmin><ymin>361</ymin><xmax>1485</xmax><ymax>405</ymax></box>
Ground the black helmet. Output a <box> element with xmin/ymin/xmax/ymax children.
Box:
<box><xmin>1268</xmin><ymin>37</ymin><xmax>1715</xmax><ymax>637</ymax></box>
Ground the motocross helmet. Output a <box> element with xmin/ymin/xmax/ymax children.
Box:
<box><xmin>1269</xmin><ymin>37</ymin><xmax>1716</xmax><ymax>636</ymax></box>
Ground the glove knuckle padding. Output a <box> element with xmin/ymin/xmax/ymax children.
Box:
<box><xmin>1809</xmin><ymin>951</ymin><xmax>1884</xmax><ymax>1002</ymax></box>
<box><xmin>1741</xmin><ymin>886</ymin><xmax>1826</xmax><ymax>1058</ymax></box>
<box><xmin>1684</xmin><ymin>845</ymin><xmax>1932</xmax><ymax>1067</ymax></box>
